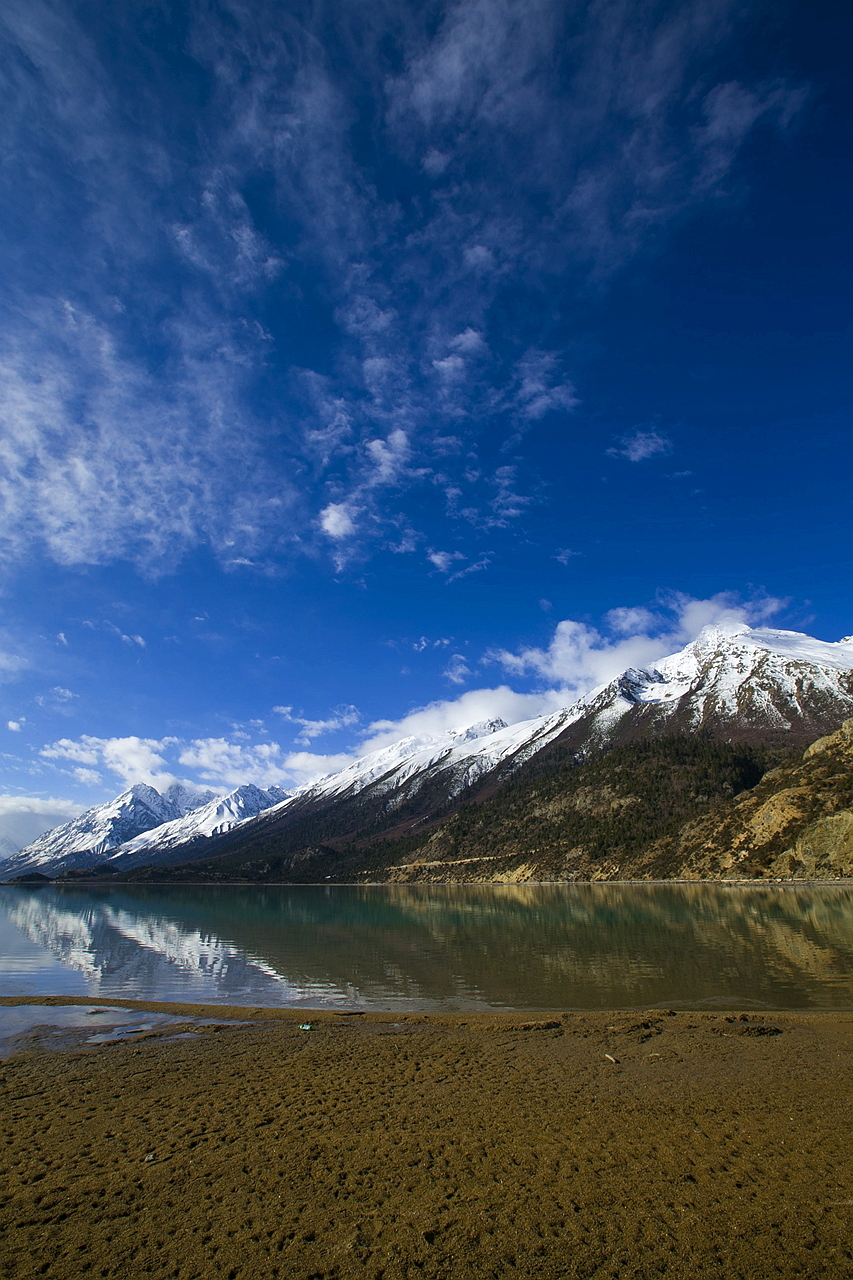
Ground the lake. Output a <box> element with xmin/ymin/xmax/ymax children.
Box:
<box><xmin>1</xmin><ymin>882</ymin><xmax>853</xmax><ymax>1011</ymax></box>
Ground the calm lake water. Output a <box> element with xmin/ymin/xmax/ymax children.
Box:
<box><xmin>1</xmin><ymin>882</ymin><xmax>853</xmax><ymax>1012</ymax></box>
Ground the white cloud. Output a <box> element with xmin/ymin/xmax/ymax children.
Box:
<box><xmin>428</xmin><ymin>549</ymin><xmax>466</xmax><ymax>573</ymax></box>
<box><xmin>411</xmin><ymin>636</ymin><xmax>452</xmax><ymax>651</ymax></box>
<box><xmin>422</xmin><ymin>148</ymin><xmax>449</xmax><ymax>176</ymax></box>
<box><xmin>605</xmin><ymin>606</ymin><xmax>658</xmax><ymax>635</ymax></box>
<box><xmin>445</xmin><ymin>553</ymin><xmax>493</xmax><ymax>583</ymax></box>
<box><xmin>34</xmin><ymin>686</ymin><xmax>78</xmax><ymax>709</ymax></box>
<box><xmin>40</xmin><ymin>735</ymin><xmax>179</xmax><ymax>790</ymax></box>
<box><xmin>0</xmin><ymin>642</ymin><xmax>27</xmax><ymax>681</ymax></box>
<box><xmin>554</xmin><ymin>548</ymin><xmax>580</xmax><ymax>565</ymax></box>
<box><xmin>608</xmin><ymin>429</ymin><xmax>672</xmax><ymax>462</ymax></box>
<box><xmin>72</xmin><ymin>767</ymin><xmax>103</xmax><ymax>787</ymax></box>
<box><xmin>320</xmin><ymin>503</ymin><xmax>358</xmax><ymax>540</ymax></box>
<box><xmin>443</xmin><ymin>654</ymin><xmax>472</xmax><ymax>685</ymax></box>
<box><xmin>490</xmin><ymin>466</ymin><xmax>531</xmax><ymax>521</ymax></box>
<box><xmin>364</xmin><ymin>429</ymin><xmax>410</xmax><ymax>487</ymax></box>
<box><xmin>489</xmin><ymin>593</ymin><xmax>786</xmax><ymax>696</ymax></box>
<box><xmin>463</xmin><ymin>244</ymin><xmax>495</xmax><ymax>270</ymax></box>
<box><xmin>696</xmin><ymin>81</ymin><xmax>806</xmax><ymax>188</ymax></box>
<box><xmin>450</xmin><ymin>328</ymin><xmax>487</xmax><ymax>354</ymax></box>
<box><xmin>432</xmin><ymin>354</ymin><xmax>466</xmax><ymax>381</ymax></box>
<box><xmin>7</xmin><ymin>721</ymin><xmax>22</xmax><ymax>732</ymax></box>
<box><xmin>105</xmin><ymin>623</ymin><xmax>146</xmax><ymax>647</ymax></box>
<box><xmin>360</xmin><ymin>685</ymin><xmax>565</xmax><ymax>754</ymax></box>
<box><xmin>34</xmin><ymin>725</ymin><xmax>359</xmax><ymax>796</ymax></box>
<box><xmin>273</xmin><ymin>704</ymin><xmax>360</xmax><ymax>744</ymax></box>
<box><xmin>275</xmin><ymin>751</ymin><xmax>357</xmax><ymax>789</ymax></box>
<box><xmin>0</xmin><ymin>794</ymin><xmax>87</xmax><ymax>850</ymax></box>
<box><xmin>177</xmin><ymin>738</ymin><xmax>353</xmax><ymax>790</ymax></box>
<box><xmin>513</xmin><ymin>352</ymin><xmax>578</xmax><ymax>422</ymax></box>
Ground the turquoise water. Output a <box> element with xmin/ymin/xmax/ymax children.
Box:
<box><xmin>1</xmin><ymin>882</ymin><xmax>853</xmax><ymax>1011</ymax></box>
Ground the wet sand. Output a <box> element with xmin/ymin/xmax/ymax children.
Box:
<box><xmin>2</xmin><ymin>998</ymin><xmax>853</xmax><ymax>1278</ymax></box>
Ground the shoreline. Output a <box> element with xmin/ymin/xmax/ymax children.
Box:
<box><xmin>4</xmin><ymin>993</ymin><xmax>853</xmax><ymax>1020</ymax></box>
<box><xmin>5</xmin><ymin>876</ymin><xmax>853</xmax><ymax>886</ymax></box>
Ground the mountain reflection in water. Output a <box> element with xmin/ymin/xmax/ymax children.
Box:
<box><xmin>1</xmin><ymin>883</ymin><xmax>853</xmax><ymax>1010</ymax></box>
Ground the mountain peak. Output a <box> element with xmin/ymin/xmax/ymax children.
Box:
<box><xmin>126</xmin><ymin>782</ymin><xmax>164</xmax><ymax>801</ymax></box>
<box><xmin>690</xmin><ymin>621</ymin><xmax>752</xmax><ymax>647</ymax></box>
<box><xmin>453</xmin><ymin>718</ymin><xmax>509</xmax><ymax>743</ymax></box>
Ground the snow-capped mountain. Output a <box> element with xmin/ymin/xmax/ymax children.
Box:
<box><xmin>6</xmin><ymin>623</ymin><xmax>853</xmax><ymax>880</ymax></box>
<box><xmin>284</xmin><ymin>714</ymin><xmax>573</xmax><ymax>811</ymax></box>
<box><xmin>136</xmin><ymin>622</ymin><xmax>853</xmax><ymax>875</ymax></box>
<box><xmin>105</xmin><ymin>784</ymin><xmax>291</xmax><ymax>870</ymax></box>
<box><xmin>3</xmin><ymin>781</ymin><xmax>218</xmax><ymax>879</ymax></box>
<box><xmin>249</xmin><ymin>622</ymin><xmax>853</xmax><ymax>833</ymax></box>
<box><xmin>108</xmin><ymin>717</ymin><xmax>577</xmax><ymax>872</ymax></box>
<box><xmin>560</xmin><ymin>623</ymin><xmax>853</xmax><ymax>753</ymax></box>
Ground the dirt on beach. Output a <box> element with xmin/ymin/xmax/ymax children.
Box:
<box><xmin>1</xmin><ymin>998</ymin><xmax>853</xmax><ymax>1279</ymax></box>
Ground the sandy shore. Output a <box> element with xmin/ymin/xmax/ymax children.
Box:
<box><xmin>2</xmin><ymin>998</ymin><xmax>853</xmax><ymax>1278</ymax></box>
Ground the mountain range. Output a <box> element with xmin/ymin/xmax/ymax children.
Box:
<box><xmin>5</xmin><ymin>622</ymin><xmax>853</xmax><ymax>882</ymax></box>
<box><xmin>0</xmin><ymin>783</ymin><xmax>289</xmax><ymax>879</ymax></box>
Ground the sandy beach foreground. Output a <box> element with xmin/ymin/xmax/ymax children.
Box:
<box><xmin>1</xmin><ymin>998</ymin><xmax>852</xmax><ymax>1279</ymax></box>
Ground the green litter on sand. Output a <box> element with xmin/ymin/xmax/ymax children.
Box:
<box><xmin>299</xmin><ymin>1023</ymin><xmax>313</xmax><ymax>1031</ymax></box>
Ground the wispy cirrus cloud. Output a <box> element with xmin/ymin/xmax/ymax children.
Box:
<box><xmin>0</xmin><ymin>0</ymin><xmax>803</xmax><ymax>578</ymax></box>
<box><xmin>608</xmin><ymin>428</ymin><xmax>673</xmax><ymax>462</ymax></box>
<box><xmin>0</xmin><ymin>299</ymin><xmax>290</xmax><ymax>571</ymax></box>
<box><xmin>272</xmin><ymin>704</ymin><xmax>361</xmax><ymax>744</ymax></box>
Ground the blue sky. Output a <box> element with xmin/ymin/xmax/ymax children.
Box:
<box><xmin>1</xmin><ymin>0</ymin><xmax>851</xmax><ymax>845</ymax></box>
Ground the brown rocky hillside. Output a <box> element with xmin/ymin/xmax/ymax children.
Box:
<box><xmin>635</xmin><ymin>718</ymin><xmax>853</xmax><ymax>881</ymax></box>
<box><xmin>365</xmin><ymin>720</ymin><xmax>853</xmax><ymax>883</ymax></box>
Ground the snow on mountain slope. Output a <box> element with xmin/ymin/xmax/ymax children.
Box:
<box><xmin>2</xmin><ymin>784</ymin><xmax>184</xmax><ymax>878</ymax></box>
<box><xmin>3</xmin><ymin>782</ymin><xmax>219</xmax><ymax>879</ymax></box>
<box><xmin>31</xmin><ymin>718</ymin><xmax>578</xmax><ymax>874</ymax></box>
<box><xmin>572</xmin><ymin>624</ymin><xmax>853</xmax><ymax>742</ymax></box>
<box><xmin>163</xmin><ymin>783</ymin><xmax>219</xmax><ymax>818</ymax></box>
<box><xmin>289</xmin><ymin>714</ymin><xmax>570</xmax><ymax>807</ymax></box>
<box><xmin>743</xmin><ymin>627</ymin><xmax>853</xmax><ymax>671</ymax></box>
<box><xmin>227</xmin><ymin>711</ymin><xmax>583</xmax><ymax>847</ymax></box>
<box><xmin>107</xmin><ymin>784</ymin><xmax>291</xmax><ymax>869</ymax></box>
